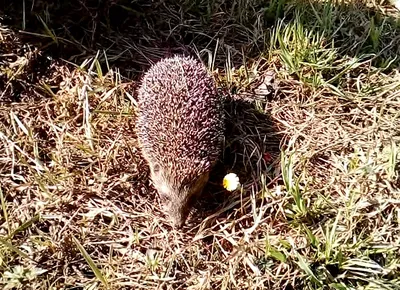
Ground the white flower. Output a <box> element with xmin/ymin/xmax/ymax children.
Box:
<box><xmin>389</xmin><ymin>0</ymin><xmax>400</xmax><ymax>10</ymax></box>
<box><xmin>223</xmin><ymin>173</ymin><xmax>240</xmax><ymax>191</ymax></box>
<box><xmin>395</xmin><ymin>0</ymin><xmax>400</xmax><ymax>10</ymax></box>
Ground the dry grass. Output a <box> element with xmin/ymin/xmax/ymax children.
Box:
<box><xmin>1</xmin><ymin>0</ymin><xmax>400</xmax><ymax>289</ymax></box>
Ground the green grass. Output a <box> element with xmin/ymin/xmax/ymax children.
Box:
<box><xmin>1</xmin><ymin>0</ymin><xmax>400</xmax><ymax>289</ymax></box>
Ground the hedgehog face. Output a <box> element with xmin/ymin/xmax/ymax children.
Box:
<box><xmin>150</xmin><ymin>163</ymin><xmax>210</xmax><ymax>228</ymax></box>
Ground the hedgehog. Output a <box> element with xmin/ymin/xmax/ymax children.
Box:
<box><xmin>136</xmin><ymin>55</ymin><xmax>224</xmax><ymax>228</ymax></box>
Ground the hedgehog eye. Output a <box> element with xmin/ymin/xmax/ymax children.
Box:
<box><xmin>159</xmin><ymin>193</ymin><xmax>171</xmax><ymax>202</ymax></box>
<box><xmin>152</xmin><ymin>163</ymin><xmax>161</xmax><ymax>174</ymax></box>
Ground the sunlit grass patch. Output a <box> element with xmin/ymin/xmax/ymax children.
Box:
<box><xmin>1</xmin><ymin>0</ymin><xmax>400</xmax><ymax>289</ymax></box>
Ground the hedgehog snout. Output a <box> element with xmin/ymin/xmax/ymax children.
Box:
<box><xmin>153</xmin><ymin>181</ymin><xmax>191</xmax><ymax>228</ymax></box>
<box><xmin>152</xmin><ymin>169</ymin><xmax>211</xmax><ymax>228</ymax></box>
<box><xmin>167</xmin><ymin>200</ymin><xmax>191</xmax><ymax>229</ymax></box>
<box><xmin>168</xmin><ymin>172</ymin><xmax>210</xmax><ymax>228</ymax></box>
<box><xmin>162</xmin><ymin>183</ymin><xmax>203</xmax><ymax>228</ymax></box>
<box><xmin>160</xmin><ymin>185</ymin><xmax>193</xmax><ymax>228</ymax></box>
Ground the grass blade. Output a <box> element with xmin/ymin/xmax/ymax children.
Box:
<box><xmin>72</xmin><ymin>236</ymin><xmax>108</xmax><ymax>288</ymax></box>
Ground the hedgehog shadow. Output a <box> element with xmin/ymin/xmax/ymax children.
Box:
<box><xmin>190</xmin><ymin>98</ymin><xmax>282</xmax><ymax>229</ymax></box>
